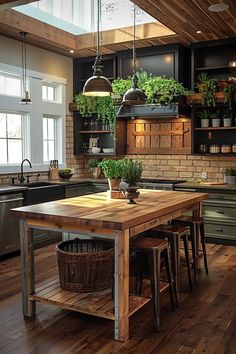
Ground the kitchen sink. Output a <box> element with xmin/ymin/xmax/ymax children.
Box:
<box><xmin>13</xmin><ymin>181</ymin><xmax>55</xmax><ymax>188</ymax></box>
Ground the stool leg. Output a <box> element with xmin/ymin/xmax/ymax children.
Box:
<box><xmin>182</xmin><ymin>234</ymin><xmax>193</xmax><ymax>292</ymax></box>
<box><xmin>163</xmin><ymin>248</ymin><xmax>176</xmax><ymax>312</ymax></box>
<box><xmin>149</xmin><ymin>250</ymin><xmax>160</xmax><ymax>332</ymax></box>
<box><xmin>190</xmin><ymin>223</ymin><xmax>198</xmax><ymax>287</ymax></box>
<box><xmin>170</xmin><ymin>236</ymin><xmax>180</xmax><ymax>307</ymax></box>
<box><xmin>135</xmin><ymin>252</ymin><xmax>145</xmax><ymax>295</ymax></box>
<box><xmin>200</xmin><ymin>222</ymin><xmax>208</xmax><ymax>274</ymax></box>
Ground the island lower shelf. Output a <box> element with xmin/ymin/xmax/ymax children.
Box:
<box><xmin>29</xmin><ymin>278</ymin><xmax>169</xmax><ymax>320</ymax></box>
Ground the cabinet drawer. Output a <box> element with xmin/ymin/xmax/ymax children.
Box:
<box><xmin>207</xmin><ymin>193</ymin><xmax>236</xmax><ymax>202</ymax></box>
<box><xmin>203</xmin><ymin>204</ymin><xmax>236</xmax><ymax>220</ymax></box>
<box><xmin>205</xmin><ymin>222</ymin><xmax>236</xmax><ymax>240</ymax></box>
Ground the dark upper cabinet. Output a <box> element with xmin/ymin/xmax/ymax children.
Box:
<box><xmin>191</xmin><ymin>38</ymin><xmax>236</xmax><ymax>88</ymax></box>
<box><xmin>117</xmin><ymin>44</ymin><xmax>190</xmax><ymax>88</ymax></box>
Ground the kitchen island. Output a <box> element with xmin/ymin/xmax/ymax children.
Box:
<box><xmin>11</xmin><ymin>189</ymin><xmax>208</xmax><ymax>342</ymax></box>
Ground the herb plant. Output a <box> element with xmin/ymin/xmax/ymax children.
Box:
<box><xmin>99</xmin><ymin>159</ymin><xmax>125</xmax><ymax>179</ymax></box>
<box><xmin>122</xmin><ymin>159</ymin><xmax>142</xmax><ymax>186</ymax></box>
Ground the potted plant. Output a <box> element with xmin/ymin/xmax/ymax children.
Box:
<box><xmin>223</xmin><ymin>108</ymin><xmax>233</xmax><ymax>127</ymax></box>
<box><xmin>122</xmin><ymin>159</ymin><xmax>142</xmax><ymax>204</ymax></box>
<box><xmin>224</xmin><ymin>168</ymin><xmax>236</xmax><ymax>184</ymax></box>
<box><xmin>87</xmin><ymin>158</ymin><xmax>102</xmax><ymax>179</ymax></box>
<box><xmin>197</xmin><ymin>73</ymin><xmax>217</xmax><ymax>106</ymax></box>
<box><xmin>99</xmin><ymin>159</ymin><xmax>125</xmax><ymax>190</ymax></box>
<box><xmin>210</xmin><ymin>109</ymin><xmax>221</xmax><ymax>127</ymax></box>
<box><xmin>198</xmin><ymin>109</ymin><xmax>210</xmax><ymax>127</ymax></box>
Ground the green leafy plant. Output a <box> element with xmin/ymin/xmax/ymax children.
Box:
<box><xmin>210</xmin><ymin>109</ymin><xmax>220</xmax><ymax>119</ymax></box>
<box><xmin>74</xmin><ymin>94</ymin><xmax>117</xmax><ymax>137</ymax></box>
<box><xmin>112</xmin><ymin>77</ymin><xmax>132</xmax><ymax>98</ymax></box>
<box><xmin>137</xmin><ymin>69</ymin><xmax>189</xmax><ymax>104</ymax></box>
<box><xmin>197</xmin><ymin>109</ymin><xmax>210</xmax><ymax>119</ymax></box>
<box><xmin>99</xmin><ymin>159</ymin><xmax>125</xmax><ymax>179</ymax></box>
<box><xmin>223</xmin><ymin>85</ymin><xmax>235</xmax><ymax>109</ymax></box>
<box><xmin>122</xmin><ymin>159</ymin><xmax>142</xmax><ymax>186</ymax></box>
<box><xmin>196</xmin><ymin>72</ymin><xmax>217</xmax><ymax>106</ymax></box>
<box><xmin>87</xmin><ymin>158</ymin><xmax>100</xmax><ymax>168</ymax></box>
<box><xmin>222</xmin><ymin>108</ymin><xmax>233</xmax><ymax>119</ymax></box>
<box><xmin>225</xmin><ymin>168</ymin><xmax>236</xmax><ymax>176</ymax></box>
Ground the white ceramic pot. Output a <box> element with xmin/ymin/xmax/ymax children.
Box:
<box><xmin>212</xmin><ymin>118</ymin><xmax>221</xmax><ymax>127</ymax></box>
<box><xmin>201</xmin><ymin>119</ymin><xmax>209</xmax><ymax>128</ymax></box>
<box><xmin>223</xmin><ymin>118</ymin><xmax>232</xmax><ymax>127</ymax></box>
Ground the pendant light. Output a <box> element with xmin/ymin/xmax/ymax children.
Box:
<box><xmin>82</xmin><ymin>0</ymin><xmax>112</xmax><ymax>97</ymax></box>
<box><xmin>229</xmin><ymin>55</ymin><xmax>236</xmax><ymax>81</ymax></box>
<box><xmin>19</xmin><ymin>31</ymin><xmax>32</xmax><ymax>105</ymax></box>
<box><xmin>122</xmin><ymin>4</ymin><xmax>146</xmax><ymax>105</ymax></box>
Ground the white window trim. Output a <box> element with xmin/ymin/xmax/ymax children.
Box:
<box><xmin>0</xmin><ymin>62</ymin><xmax>66</xmax><ymax>175</ymax></box>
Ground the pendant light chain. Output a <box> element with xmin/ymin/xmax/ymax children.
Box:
<box><xmin>133</xmin><ymin>4</ymin><xmax>136</xmax><ymax>76</ymax></box>
<box><xmin>97</xmin><ymin>0</ymin><xmax>100</xmax><ymax>57</ymax></box>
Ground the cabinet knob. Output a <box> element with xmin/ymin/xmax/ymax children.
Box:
<box><xmin>215</xmin><ymin>210</ymin><xmax>224</xmax><ymax>214</ymax></box>
<box><xmin>215</xmin><ymin>228</ymin><xmax>223</xmax><ymax>232</ymax></box>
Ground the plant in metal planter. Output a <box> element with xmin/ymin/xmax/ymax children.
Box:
<box><xmin>210</xmin><ymin>109</ymin><xmax>221</xmax><ymax>127</ymax></box>
<box><xmin>222</xmin><ymin>108</ymin><xmax>233</xmax><ymax>127</ymax></box>
<box><xmin>198</xmin><ymin>109</ymin><xmax>210</xmax><ymax>127</ymax></box>
<box><xmin>87</xmin><ymin>158</ymin><xmax>102</xmax><ymax>179</ymax></box>
<box><xmin>122</xmin><ymin>159</ymin><xmax>142</xmax><ymax>204</ymax></box>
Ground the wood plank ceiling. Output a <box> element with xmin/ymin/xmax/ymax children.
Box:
<box><xmin>0</xmin><ymin>0</ymin><xmax>235</xmax><ymax>58</ymax></box>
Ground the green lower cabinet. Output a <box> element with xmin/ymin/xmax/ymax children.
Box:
<box><xmin>204</xmin><ymin>221</ymin><xmax>236</xmax><ymax>242</ymax></box>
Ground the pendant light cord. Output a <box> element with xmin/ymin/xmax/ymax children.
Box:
<box><xmin>97</xmin><ymin>0</ymin><xmax>100</xmax><ymax>57</ymax></box>
<box><xmin>21</xmin><ymin>32</ymin><xmax>26</xmax><ymax>94</ymax></box>
<box><xmin>133</xmin><ymin>4</ymin><xmax>136</xmax><ymax>76</ymax></box>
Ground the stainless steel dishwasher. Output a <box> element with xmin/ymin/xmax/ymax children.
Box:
<box><xmin>0</xmin><ymin>193</ymin><xmax>23</xmax><ymax>256</ymax></box>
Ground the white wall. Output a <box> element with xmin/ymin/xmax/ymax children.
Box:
<box><xmin>0</xmin><ymin>34</ymin><xmax>73</xmax><ymax>105</ymax></box>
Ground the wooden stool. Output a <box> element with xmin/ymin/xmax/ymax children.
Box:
<box><xmin>172</xmin><ymin>216</ymin><xmax>208</xmax><ymax>286</ymax></box>
<box><xmin>147</xmin><ymin>224</ymin><xmax>193</xmax><ymax>305</ymax></box>
<box><xmin>132</xmin><ymin>237</ymin><xmax>176</xmax><ymax>331</ymax></box>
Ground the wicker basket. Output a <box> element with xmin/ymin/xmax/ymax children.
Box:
<box><xmin>56</xmin><ymin>239</ymin><xmax>114</xmax><ymax>292</ymax></box>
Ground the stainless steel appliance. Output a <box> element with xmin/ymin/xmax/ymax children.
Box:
<box><xmin>138</xmin><ymin>179</ymin><xmax>186</xmax><ymax>190</ymax></box>
<box><xmin>0</xmin><ymin>193</ymin><xmax>23</xmax><ymax>256</ymax></box>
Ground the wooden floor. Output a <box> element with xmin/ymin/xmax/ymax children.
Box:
<box><xmin>0</xmin><ymin>243</ymin><xmax>235</xmax><ymax>354</ymax></box>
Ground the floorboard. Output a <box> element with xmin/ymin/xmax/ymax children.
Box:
<box><xmin>0</xmin><ymin>243</ymin><xmax>235</xmax><ymax>354</ymax></box>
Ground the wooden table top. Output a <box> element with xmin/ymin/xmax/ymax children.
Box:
<box><xmin>11</xmin><ymin>190</ymin><xmax>208</xmax><ymax>230</ymax></box>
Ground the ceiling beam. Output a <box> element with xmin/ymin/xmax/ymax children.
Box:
<box><xmin>0</xmin><ymin>0</ymin><xmax>34</xmax><ymax>9</ymax></box>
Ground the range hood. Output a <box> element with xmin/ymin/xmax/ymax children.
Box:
<box><xmin>116</xmin><ymin>103</ymin><xmax>189</xmax><ymax>118</ymax></box>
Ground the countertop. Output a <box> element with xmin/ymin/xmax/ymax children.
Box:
<box><xmin>176</xmin><ymin>181</ymin><xmax>236</xmax><ymax>191</ymax></box>
<box><xmin>0</xmin><ymin>178</ymin><xmax>108</xmax><ymax>195</ymax></box>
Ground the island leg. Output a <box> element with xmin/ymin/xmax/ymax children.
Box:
<box><xmin>114</xmin><ymin>229</ymin><xmax>129</xmax><ymax>341</ymax></box>
<box><xmin>20</xmin><ymin>220</ymin><xmax>36</xmax><ymax>317</ymax></box>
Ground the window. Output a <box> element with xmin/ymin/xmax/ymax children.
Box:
<box><xmin>42</xmin><ymin>84</ymin><xmax>56</xmax><ymax>101</ymax></box>
<box><xmin>0</xmin><ymin>112</ymin><xmax>25</xmax><ymax>164</ymax></box>
<box><xmin>43</xmin><ymin>117</ymin><xmax>56</xmax><ymax>162</ymax></box>
<box><xmin>0</xmin><ymin>72</ymin><xmax>22</xmax><ymax>97</ymax></box>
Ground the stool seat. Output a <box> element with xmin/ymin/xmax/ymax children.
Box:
<box><xmin>174</xmin><ymin>215</ymin><xmax>203</xmax><ymax>225</ymax></box>
<box><xmin>152</xmin><ymin>224</ymin><xmax>189</xmax><ymax>237</ymax></box>
<box><xmin>132</xmin><ymin>237</ymin><xmax>168</xmax><ymax>252</ymax></box>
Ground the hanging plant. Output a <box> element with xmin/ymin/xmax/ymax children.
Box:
<box><xmin>74</xmin><ymin>94</ymin><xmax>97</xmax><ymax>117</ymax></box>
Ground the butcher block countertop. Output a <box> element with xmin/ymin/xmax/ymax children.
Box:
<box><xmin>11</xmin><ymin>189</ymin><xmax>208</xmax><ymax>231</ymax></box>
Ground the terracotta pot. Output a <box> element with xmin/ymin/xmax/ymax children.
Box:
<box><xmin>108</xmin><ymin>178</ymin><xmax>121</xmax><ymax>191</ymax></box>
<box><xmin>186</xmin><ymin>93</ymin><xmax>201</xmax><ymax>104</ymax></box>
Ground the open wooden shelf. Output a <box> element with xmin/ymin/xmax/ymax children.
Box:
<box><xmin>195</xmin><ymin>127</ymin><xmax>236</xmax><ymax>131</ymax></box>
<box><xmin>29</xmin><ymin>278</ymin><xmax>154</xmax><ymax>320</ymax></box>
<box><xmin>79</xmin><ymin>130</ymin><xmax>112</xmax><ymax>134</ymax></box>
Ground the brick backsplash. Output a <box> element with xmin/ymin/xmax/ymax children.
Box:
<box><xmin>1</xmin><ymin>115</ymin><xmax>236</xmax><ymax>184</ymax></box>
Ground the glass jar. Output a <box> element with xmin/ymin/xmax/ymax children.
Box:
<box><xmin>232</xmin><ymin>144</ymin><xmax>236</xmax><ymax>153</ymax></box>
<box><xmin>199</xmin><ymin>144</ymin><xmax>208</xmax><ymax>153</ymax></box>
<box><xmin>221</xmin><ymin>145</ymin><xmax>231</xmax><ymax>153</ymax></box>
<box><xmin>209</xmin><ymin>144</ymin><xmax>220</xmax><ymax>154</ymax></box>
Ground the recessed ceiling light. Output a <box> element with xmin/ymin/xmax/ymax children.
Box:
<box><xmin>208</xmin><ymin>3</ymin><xmax>229</xmax><ymax>12</ymax></box>
<box><xmin>196</xmin><ymin>30</ymin><xmax>202</xmax><ymax>34</ymax></box>
<box><xmin>69</xmin><ymin>49</ymin><xmax>75</xmax><ymax>53</ymax></box>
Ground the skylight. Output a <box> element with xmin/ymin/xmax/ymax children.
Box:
<box><xmin>14</xmin><ymin>0</ymin><xmax>157</xmax><ymax>35</ymax></box>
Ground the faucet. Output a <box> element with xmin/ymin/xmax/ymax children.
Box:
<box><xmin>19</xmin><ymin>159</ymin><xmax>32</xmax><ymax>183</ymax></box>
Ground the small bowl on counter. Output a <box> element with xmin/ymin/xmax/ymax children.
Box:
<box><xmin>58</xmin><ymin>170</ymin><xmax>73</xmax><ymax>180</ymax></box>
<box><xmin>102</xmin><ymin>148</ymin><xmax>115</xmax><ymax>154</ymax></box>
<box><xmin>91</xmin><ymin>147</ymin><xmax>101</xmax><ymax>154</ymax></box>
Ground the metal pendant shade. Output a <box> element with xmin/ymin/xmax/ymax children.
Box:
<box><xmin>229</xmin><ymin>55</ymin><xmax>236</xmax><ymax>81</ymax></box>
<box><xmin>122</xmin><ymin>5</ymin><xmax>146</xmax><ymax>105</ymax></box>
<box><xmin>19</xmin><ymin>32</ymin><xmax>32</xmax><ymax>105</ymax></box>
<box><xmin>83</xmin><ymin>0</ymin><xmax>112</xmax><ymax>96</ymax></box>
